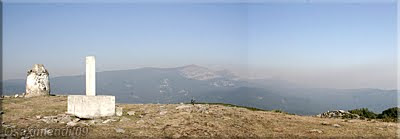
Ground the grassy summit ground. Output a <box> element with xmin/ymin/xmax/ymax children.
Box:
<box><xmin>1</xmin><ymin>96</ymin><xmax>398</xmax><ymax>138</ymax></box>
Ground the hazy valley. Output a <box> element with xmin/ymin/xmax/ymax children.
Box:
<box><xmin>3</xmin><ymin>65</ymin><xmax>397</xmax><ymax>115</ymax></box>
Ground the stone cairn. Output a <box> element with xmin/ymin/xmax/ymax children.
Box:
<box><xmin>25</xmin><ymin>64</ymin><xmax>50</xmax><ymax>98</ymax></box>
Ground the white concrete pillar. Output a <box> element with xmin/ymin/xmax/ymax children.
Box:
<box><xmin>86</xmin><ymin>56</ymin><xmax>96</xmax><ymax>96</ymax></box>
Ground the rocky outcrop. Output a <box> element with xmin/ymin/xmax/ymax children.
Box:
<box><xmin>317</xmin><ymin>110</ymin><xmax>360</xmax><ymax>119</ymax></box>
<box><xmin>25</xmin><ymin>64</ymin><xmax>50</xmax><ymax>97</ymax></box>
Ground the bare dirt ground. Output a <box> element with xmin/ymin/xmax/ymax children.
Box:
<box><xmin>1</xmin><ymin>96</ymin><xmax>399</xmax><ymax>138</ymax></box>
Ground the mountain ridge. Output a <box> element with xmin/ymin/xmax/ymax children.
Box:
<box><xmin>2</xmin><ymin>65</ymin><xmax>397</xmax><ymax>115</ymax></box>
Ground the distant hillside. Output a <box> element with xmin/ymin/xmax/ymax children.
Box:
<box><xmin>2</xmin><ymin>65</ymin><xmax>397</xmax><ymax>115</ymax></box>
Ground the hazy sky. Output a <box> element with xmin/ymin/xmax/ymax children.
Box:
<box><xmin>3</xmin><ymin>1</ymin><xmax>397</xmax><ymax>89</ymax></box>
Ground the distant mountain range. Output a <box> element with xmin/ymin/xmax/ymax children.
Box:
<box><xmin>2</xmin><ymin>65</ymin><xmax>397</xmax><ymax>115</ymax></box>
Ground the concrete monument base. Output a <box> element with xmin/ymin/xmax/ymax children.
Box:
<box><xmin>67</xmin><ymin>95</ymin><xmax>115</xmax><ymax>118</ymax></box>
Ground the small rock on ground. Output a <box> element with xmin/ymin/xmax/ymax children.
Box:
<box><xmin>67</xmin><ymin>121</ymin><xmax>77</xmax><ymax>127</ymax></box>
<box><xmin>127</xmin><ymin>111</ymin><xmax>135</xmax><ymax>116</ymax></box>
<box><xmin>136</xmin><ymin>119</ymin><xmax>145</xmax><ymax>124</ymax></box>
<box><xmin>176</xmin><ymin>105</ymin><xmax>192</xmax><ymax>110</ymax></box>
<box><xmin>309</xmin><ymin>129</ymin><xmax>323</xmax><ymax>134</ymax></box>
<box><xmin>73</xmin><ymin>118</ymin><xmax>80</xmax><ymax>122</ymax></box>
<box><xmin>321</xmin><ymin>121</ymin><xmax>330</xmax><ymax>125</ymax></box>
<box><xmin>160</xmin><ymin>111</ymin><xmax>168</xmax><ymax>115</ymax></box>
<box><xmin>115</xmin><ymin>128</ymin><xmax>125</xmax><ymax>133</ymax></box>
<box><xmin>102</xmin><ymin>119</ymin><xmax>113</xmax><ymax>124</ymax></box>
<box><xmin>333</xmin><ymin>124</ymin><xmax>341</xmax><ymax>128</ymax></box>
<box><xmin>120</xmin><ymin>117</ymin><xmax>130</xmax><ymax>122</ymax></box>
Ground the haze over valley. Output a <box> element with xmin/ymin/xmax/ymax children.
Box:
<box><xmin>3</xmin><ymin>65</ymin><xmax>396</xmax><ymax>115</ymax></box>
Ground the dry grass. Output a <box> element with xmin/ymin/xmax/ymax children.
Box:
<box><xmin>1</xmin><ymin>96</ymin><xmax>399</xmax><ymax>138</ymax></box>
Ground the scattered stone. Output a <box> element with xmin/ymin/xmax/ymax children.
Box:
<box><xmin>120</xmin><ymin>117</ymin><xmax>130</xmax><ymax>122</ymax></box>
<box><xmin>40</xmin><ymin>118</ymin><xmax>50</xmax><ymax>123</ymax></box>
<box><xmin>317</xmin><ymin>110</ymin><xmax>360</xmax><ymax>119</ymax></box>
<box><xmin>57</xmin><ymin>113</ymin><xmax>66</xmax><ymax>116</ymax></box>
<box><xmin>160</xmin><ymin>111</ymin><xmax>167</xmax><ymax>115</ymax></box>
<box><xmin>309</xmin><ymin>129</ymin><xmax>323</xmax><ymax>134</ymax></box>
<box><xmin>338</xmin><ymin>110</ymin><xmax>346</xmax><ymax>113</ymax></box>
<box><xmin>36</xmin><ymin>115</ymin><xmax>41</xmax><ymax>119</ymax></box>
<box><xmin>79</xmin><ymin>122</ymin><xmax>90</xmax><ymax>126</ymax></box>
<box><xmin>0</xmin><ymin>111</ymin><xmax>4</xmax><ymax>115</ymax></box>
<box><xmin>88</xmin><ymin>119</ymin><xmax>103</xmax><ymax>125</ymax></box>
<box><xmin>102</xmin><ymin>119</ymin><xmax>113</xmax><ymax>124</ymax></box>
<box><xmin>176</xmin><ymin>105</ymin><xmax>192</xmax><ymax>110</ymax></box>
<box><xmin>321</xmin><ymin>121</ymin><xmax>330</xmax><ymax>125</ymax></box>
<box><xmin>173</xmin><ymin>133</ymin><xmax>181</xmax><ymax>138</ymax></box>
<box><xmin>88</xmin><ymin>120</ymin><xmax>96</xmax><ymax>125</ymax></box>
<box><xmin>115</xmin><ymin>128</ymin><xmax>125</xmax><ymax>133</ymax></box>
<box><xmin>3</xmin><ymin>124</ymin><xmax>16</xmax><ymax>128</ymax></box>
<box><xmin>116</xmin><ymin>107</ymin><xmax>123</xmax><ymax>116</ymax></box>
<box><xmin>127</xmin><ymin>111</ymin><xmax>135</xmax><ymax>116</ymax></box>
<box><xmin>72</xmin><ymin>118</ymin><xmax>80</xmax><ymax>122</ymax></box>
<box><xmin>110</xmin><ymin>116</ymin><xmax>120</xmax><ymax>121</ymax></box>
<box><xmin>25</xmin><ymin>64</ymin><xmax>50</xmax><ymax>98</ymax></box>
<box><xmin>14</xmin><ymin>94</ymin><xmax>19</xmax><ymax>98</ymax></box>
<box><xmin>195</xmin><ymin>105</ymin><xmax>209</xmax><ymax>113</ymax></box>
<box><xmin>346</xmin><ymin>120</ymin><xmax>356</xmax><ymax>123</ymax></box>
<box><xmin>40</xmin><ymin>116</ymin><xmax>57</xmax><ymax>124</ymax></box>
<box><xmin>136</xmin><ymin>119</ymin><xmax>145</xmax><ymax>124</ymax></box>
<box><xmin>66</xmin><ymin>121</ymin><xmax>77</xmax><ymax>127</ymax></box>
<box><xmin>273</xmin><ymin>128</ymin><xmax>284</xmax><ymax>132</ymax></box>
<box><xmin>333</xmin><ymin>124</ymin><xmax>341</xmax><ymax>128</ymax></box>
<box><xmin>59</xmin><ymin>116</ymin><xmax>72</xmax><ymax>124</ymax></box>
